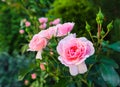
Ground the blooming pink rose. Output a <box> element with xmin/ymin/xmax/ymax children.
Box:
<box><xmin>39</xmin><ymin>26</ymin><xmax>58</xmax><ymax>39</ymax></box>
<box><xmin>19</xmin><ymin>29</ymin><xmax>24</xmax><ymax>34</ymax></box>
<box><xmin>39</xmin><ymin>29</ymin><xmax>52</xmax><ymax>39</ymax></box>
<box><xmin>47</xmin><ymin>26</ymin><xmax>57</xmax><ymax>37</ymax></box>
<box><xmin>28</xmin><ymin>34</ymin><xmax>47</xmax><ymax>51</ymax></box>
<box><xmin>57</xmin><ymin>34</ymin><xmax>94</xmax><ymax>76</ymax></box>
<box><xmin>31</xmin><ymin>73</ymin><xmax>37</xmax><ymax>79</ymax></box>
<box><xmin>39</xmin><ymin>23</ymin><xmax>47</xmax><ymax>29</ymax></box>
<box><xmin>25</xmin><ymin>21</ymin><xmax>31</xmax><ymax>27</ymax></box>
<box><xmin>38</xmin><ymin>17</ymin><xmax>48</xmax><ymax>24</ymax></box>
<box><xmin>52</xmin><ymin>18</ymin><xmax>60</xmax><ymax>25</ymax></box>
<box><xmin>56</xmin><ymin>22</ymin><xmax>74</xmax><ymax>37</ymax></box>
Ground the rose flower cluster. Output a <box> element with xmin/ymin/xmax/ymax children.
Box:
<box><xmin>28</xmin><ymin>18</ymin><xmax>94</xmax><ymax>76</ymax></box>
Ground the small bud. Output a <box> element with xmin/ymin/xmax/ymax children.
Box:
<box><xmin>101</xmin><ymin>29</ymin><xmax>105</xmax><ymax>36</ymax></box>
<box><xmin>24</xmin><ymin>80</ymin><xmax>29</xmax><ymax>85</ymax></box>
<box><xmin>19</xmin><ymin>29</ymin><xmax>24</xmax><ymax>34</ymax></box>
<box><xmin>107</xmin><ymin>21</ymin><xmax>113</xmax><ymax>31</ymax></box>
<box><xmin>31</xmin><ymin>73</ymin><xmax>37</xmax><ymax>80</ymax></box>
<box><xmin>40</xmin><ymin>63</ymin><xmax>46</xmax><ymax>71</ymax></box>
<box><xmin>96</xmin><ymin>9</ymin><xmax>104</xmax><ymax>24</ymax></box>
<box><xmin>85</xmin><ymin>21</ymin><xmax>91</xmax><ymax>31</ymax></box>
<box><xmin>25</xmin><ymin>21</ymin><xmax>31</xmax><ymax>27</ymax></box>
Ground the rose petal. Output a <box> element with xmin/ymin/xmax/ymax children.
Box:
<box><xmin>78</xmin><ymin>62</ymin><xmax>87</xmax><ymax>74</ymax></box>
<box><xmin>69</xmin><ymin>65</ymin><xmax>78</xmax><ymax>76</ymax></box>
<box><xmin>36</xmin><ymin>50</ymin><xmax>42</xmax><ymax>60</ymax></box>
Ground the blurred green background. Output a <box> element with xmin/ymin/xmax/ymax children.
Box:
<box><xmin>0</xmin><ymin>0</ymin><xmax>120</xmax><ymax>87</ymax></box>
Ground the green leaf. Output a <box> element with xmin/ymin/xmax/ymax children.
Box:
<box><xmin>100</xmin><ymin>58</ymin><xmax>119</xmax><ymax>69</ymax></box>
<box><xmin>99</xmin><ymin>63</ymin><xmax>120</xmax><ymax>87</ymax></box>
<box><xmin>108</xmin><ymin>41</ymin><xmax>120</xmax><ymax>52</ymax></box>
<box><xmin>30</xmin><ymin>80</ymin><xmax>40</xmax><ymax>87</ymax></box>
<box><xmin>21</xmin><ymin>44</ymin><xmax>29</xmax><ymax>54</ymax></box>
<box><xmin>86</xmin><ymin>55</ymin><xmax>97</xmax><ymax>64</ymax></box>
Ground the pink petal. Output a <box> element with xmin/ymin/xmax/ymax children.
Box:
<box><xmin>36</xmin><ymin>50</ymin><xmax>42</xmax><ymax>60</ymax></box>
<box><xmin>69</xmin><ymin>65</ymin><xmax>78</xmax><ymax>76</ymax></box>
<box><xmin>78</xmin><ymin>62</ymin><xmax>87</xmax><ymax>74</ymax></box>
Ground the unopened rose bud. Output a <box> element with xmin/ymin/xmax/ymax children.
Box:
<box><xmin>31</xmin><ymin>73</ymin><xmax>37</xmax><ymax>80</ymax></box>
<box><xmin>52</xmin><ymin>18</ymin><xmax>60</xmax><ymax>25</ymax></box>
<box><xmin>40</xmin><ymin>63</ymin><xmax>46</xmax><ymax>71</ymax></box>
<box><xmin>96</xmin><ymin>9</ymin><xmax>104</xmax><ymax>24</ymax></box>
<box><xmin>38</xmin><ymin>17</ymin><xmax>48</xmax><ymax>24</ymax></box>
<box><xmin>24</xmin><ymin>80</ymin><xmax>29</xmax><ymax>85</ymax></box>
<box><xmin>25</xmin><ymin>21</ymin><xmax>31</xmax><ymax>27</ymax></box>
<box><xmin>50</xmin><ymin>51</ymin><xmax>54</xmax><ymax>55</ymax></box>
<box><xmin>39</xmin><ymin>23</ymin><xmax>47</xmax><ymax>29</ymax></box>
<box><xmin>101</xmin><ymin>29</ymin><xmax>105</xmax><ymax>36</ymax></box>
<box><xmin>19</xmin><ymin>29</ymin><xmax>24</xmax><ymax>34</ymax></box>
<box><xmin>107</xmin><ymin>21</ymin><xmax>113</xmax><ymax>31</ymax></box>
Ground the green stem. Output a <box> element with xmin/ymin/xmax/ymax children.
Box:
<box><xmin>101</xmin><ymin>29</ymin><xmax>110</xmax><ymax>40</ymax></box>
<box><xmin>81</xmin><ymin>78</ymin><xmax>90</xmax><ymax>87</ymax></box>
<box><xmin>97</xmin><ymin>24</ymin><xmax>102</xmax><ymax>44</ymax></box>
<box><xmin>88</xmin><ymin>31</ymin><xmax>94</xmax><ymax>43</ymax></box>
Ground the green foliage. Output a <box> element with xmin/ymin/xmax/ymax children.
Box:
<box><xmin>0</xmin><ymin>1</ymin><xmax>120</xmax><ymax>87</ymax></box>
<box><xmin>46</xmin><ymin>0</ymin><xmax>97</xmax><ymax>36</ymax></box>
<box><xmin>91</xmin><ymin>0</ymin><xmax>120</xmax><ymax>20</ymax></box>
<box><xmin>102</xmin><ymin>41</ymin><xmax>120</xmax><ymax>52</ymax></box>
<box><xmin>0</xmin><ymin>52</ymin><xmax>35</xmax><ymax>87</ymax></box>
<box><xmin>111</xmin><ymin>19</ymin><xmax>120</xmax><ymax>42</ymax></box>
<box><xmin>99</xmin><ymin>63</ymin><xmax>120</xmax><ymax>87</ymax></box>
<box><xmin>0</xmin><ymin>0</ymin><xmax>54</xmax><ymax>54</ymax></box>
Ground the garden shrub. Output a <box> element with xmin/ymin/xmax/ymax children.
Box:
<box><xmin>0</xmin><ymin>0</ymin><xmax>54</xmax><ymax>54</ymax></box>
<box><xmin>0</xmin><ymin>52</ymin><xmax>35</xmax><ymax>87</ymax></box>
<box><xmin>46</xmin><ymin>0</ymin><xmax>97</xmax><ymax>37</ymax></box>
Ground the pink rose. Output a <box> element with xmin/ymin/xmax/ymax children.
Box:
<box><xmin>28</xmin><ymin>34</ymin><xmax>47</xmax><ymax>51</ymax></box>
<box><xmin>47</xmin><ymin>26</ymin><xmax>57</xmax><ymax>37</ymax></box>
<box><xmin>19</xmin><ymin>29</ymin><xmax>24</xmax><ymax>34</ymax></box>
<box><xmin>56</xmin><ymin>22</ymin><xmax>74</xmax><ymax>37</ymax></box>
<box><xmin>38</xmin><ymin>17</ymin><xmax>48</xmax><ymax>24</ymax></box>
<box><xmin>52</xmin><ymin>18</ymin><xmax>60</xmax><ymax>25</ymax></box>
<box><xmin>39</xmin><ymin>26</ymin><xmax>57</xmax><ymax>39</ymax></box>
<box><xmin>31</xmin><ymin>73</ymin><xmax>37</xmax><ymax>80</ymax></box>
<box><xmin>57</xmin><ymin>34</ymin><xmax>94</xmax><ymax>76</ymax></box>
<box><xmin>39</xmin><ymin>29</ymin><xmax>52</xmax><ymax>39</ymax></box>
<box><xmin>25</xmin><ymin>21</ymin><xmax>31</xmax><ymax>27</ymax></box>
<box><xmin>39</xmin><ymin>23</ymin><xmax>47</xmax><ymax>29</ymax></box>
<box><xmin>38</xmin><ymin>26</ymin><xmax>57</xmax><ymax>39</ymax></box>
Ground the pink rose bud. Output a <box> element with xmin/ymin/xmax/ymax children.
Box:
<box><xmin>24</xmin><ymin>80</ymin><xmax>29</xmax><ymax>85</ymax></box>
<box><xmin>39</xmin><ymin>23</ymin><xmax>47</xmax><ymax>29</ymax></box>
<box><xmin>19</xmin><ymin>29</ymin><xmax>24</xmax><ymax>34</ymax></box>
<box><xmin>47</xmin><ymin>26</ymin><xmax>57</xmax><ymax>37</ymax></box>
<box><xmin>38</xmin><ymin>17</ymin><xmax>48</xmax><ymax>24</ymax></box>
<box><xmin>52</xmin><ymin>18</ymin><xmax>60</xmax><ymax>25</ymax></box>
<box><xmin>49</xmin><ymin>21</ymin><xmax>53</xmax><ymax>26</ymax></box>
<box><xmin>28</xmin><ymin>34</ymin><xmax>47</xmax><ymax>51</ymax></box>
<box><xmin>50</xmin><ymin>51</ymin><xmax>53</xmax><ymax>55</ymax></box>
<box><xmin>31</xmin><ymin>73</ymin><xmax>37</xmax><ymax>80</ymax></box>
<box><xmin>56</xmin><ymin>22</ymin><xmax>75</xmax><ymax>37</ymax></box>
<box><xmin>40</xmin><ymin>63</ymin><xmax>45</xmax><ymax>71</ymax></box>
<box><xmin>25</xmin><ymin>21</ymin><xmax>31</xmax><ymax>27</ymax></box>
<box><xmin>57</xmin><ymin>34</ymin><xmax>95</xmax><ymax>76</ymax></box>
